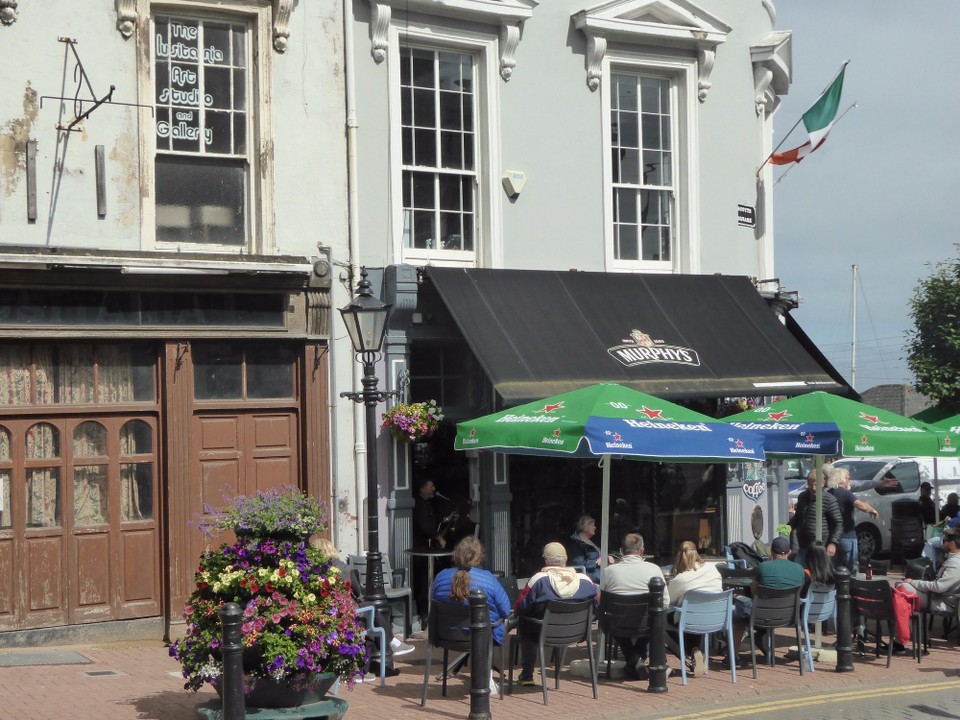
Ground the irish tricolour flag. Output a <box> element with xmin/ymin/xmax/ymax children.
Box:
<box><xmin>771</xmin><ymin>64</ymin><xmax>847</xmax><ymax>165</ymax></box>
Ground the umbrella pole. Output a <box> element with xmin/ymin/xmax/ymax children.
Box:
<box><xmin>600</xmin><ymin>454</ymin><xmax>611</xmax><ymax>575</ymax></box>
<box><xmin>934</xmin><ymin>459</ymin><xmax>941</xmax><ymax>523</ymax></box>
<box><xmin>814</xmin><ymin>454</ymin><xmax>824</xmax><ymax>543</ymax></box>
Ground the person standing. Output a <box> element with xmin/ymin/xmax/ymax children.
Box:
<box><xmin>919</xmin><ymin>482</ymin><xmax>938</xmax><ymax>525</ymax></box>
<box><xmin>826</xmin><ymin>465</ymin><xmax>879</xmax><ymax>573</ymax></box>
<box><xmin>790</xmin><ymin>467</ymin><xmax>843</xmax><ymax>566</ymax></box>
<box><xmin>599</xmin><ymin>533</ymin><xmax>670</xmax><ymax>680</ymax></box>
<box><xmin>412</xmin><ymin>477</ymin><xmax>456</xmax><ymax>622</ymax></box>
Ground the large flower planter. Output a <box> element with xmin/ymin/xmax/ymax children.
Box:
<box><xmin>216</xmin><ymin>672</ymin><xmax>338</xmax><ymax>708</ymax></box>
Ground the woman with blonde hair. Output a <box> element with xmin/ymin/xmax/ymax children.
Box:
<box><xmin>431</xmin><ymin>536</ymin><xmax>512</xmax><ymax>645</ymax></box>
<box><xmin>668</xmin><ymin>541</ymin><xmax>723</xmax><ymax>677</ymax></box>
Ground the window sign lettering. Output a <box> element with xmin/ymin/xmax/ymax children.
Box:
<box><xmin>153</xmin><ymin>14</ymin><xmax>249</xmax><ymax>246</ymax></box>
<box><xmin>154</xmin><ymin>16</ymin><xmax>246</xmax><ymax>156</ymax></box>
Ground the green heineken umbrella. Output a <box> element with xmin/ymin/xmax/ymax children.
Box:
<box><xmin>722</xmin><ymin>391</ymin><xmax>957</xmax><ymax>541</ymax></box>
<box><xmin>455</xmin><ymin>383</ymin><xmax>765</xmax><ymax>567</ymax></box>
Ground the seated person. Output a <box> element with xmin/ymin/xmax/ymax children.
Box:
<box><xmin>310</xmin><ymin>538</ymin><xmax>413</xmax><ymax>678</ymax></box>
<box><xmin>919</xmin><ymin>482</ymin><xmax>938</xmax><ymax>525</ymax></box>
<box><xmin>431</xmin><ymin>537</ymin><xmax>512</xmax><ymax>645</ymax></box>
<box><xmin>568</xmin><ymin>514</ymin><xmax>604</xmax><ymax>583</ymax></box>
<box><xmin>668</xmin><ymin>540</ymin><xmax>722</xmax><ymax>677</ymax></box>
<box><xmin>802</xmin><ymin>541</ymin><xmax>835</xmax><ymax>593</ymax></box>
<box><xmin>599</xmin><ymin>533</ymin><xmax>670</xmax><ymax>680</ymax></box>
<box><xmin>732</xmin><ymin>536</ymin><xmax>805</xmax><ymax>652</ymax></box>
<box><xmin>514</xmin><ymin>542</ymin><xmax>597</xmax><ymax>687</ymax></box>
<box><xmin>903</xmin><ymin>527</ymin><xmax>960</xmax><ymax>613</ymax></box>
<box><xmin>942</xmin><ymin>493</ymin><xmax>960</xmax><ymax>522</ymax></box>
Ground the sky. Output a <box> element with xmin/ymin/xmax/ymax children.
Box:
<box><xmin>771</xmin><ymin>1</ymin><xmax>960</xmax><ymax>395</ymax></box>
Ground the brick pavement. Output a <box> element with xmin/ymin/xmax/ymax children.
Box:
<box><xmin>2</xmin><ymin>627</ymin><xmax>959</xmax><ymax>720</ymax></box>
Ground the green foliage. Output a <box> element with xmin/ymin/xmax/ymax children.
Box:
<box><xmin>908</xmin><ymin>248</ymin><xmax>960</xmax><ymax>412</ymax></box>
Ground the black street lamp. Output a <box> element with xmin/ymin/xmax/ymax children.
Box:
<box><xmin>339</xmin><ymin>267</ymin><xmax>395</xmax><ymax>613</ymax></box>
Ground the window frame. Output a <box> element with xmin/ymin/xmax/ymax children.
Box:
<box><xmin>137</xmin><ymin>0</ymin><xmax>275</xmax><ymax>254</ymax></box>
<box><xmin>600</xmin><ymin>52</ymin><xmax>700</xmax><ymax>274</ymax></box>
<box><xmin>387</xmin><ymin>21</ymin><xmax>503</xmax><ymax>269</ymax></box>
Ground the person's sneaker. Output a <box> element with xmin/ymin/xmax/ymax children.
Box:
<box><xmin>391</xmin><ymin>641</ymin><xmax>415</xmax><ymax>657</ymax></box>
<box><xmin>517</xmin><ymin>674</ymin><xmax>536</xmax><ymax>687</ymax></box>
<box><xmin>691</xmin><ymin>647</ymin><xmax>705</xmax><ymax>677</ymax></box>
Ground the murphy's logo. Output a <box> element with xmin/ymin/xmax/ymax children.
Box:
<box><xmin>608</xmin><ymin>329</ymin><xmax>700</xmax><ymax>368</ymax></box>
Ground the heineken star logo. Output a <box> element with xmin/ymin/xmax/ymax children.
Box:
<box><xmin>735</xmin><ymin>439</ymin><xmax>744</xmax><ymax>448</ymax></box>
<box><xmin>470</xmin><ymin>428</ymin><xmax>476</xmax><ymax>436</ymax></box>
<box><xmin>805</xmin><ymin>434</ymin><xmax>814</xmax><ymax>442</ymax></box>
<box><xmin>553</xmin><ymin>428</ymin><xmax>561</xmax><ymax>437</ymax></box>
<box><xmin>861</xmin><ymin>434</ymin><xmax>868</xmax><ymax>443</ymax></box>
<box><xmin>537</xmin><ymin>402</ymin><xmax>564</xmax><ymax>413</ymax></box>
<box><xmin>640</xmin><ymin>406</ymin><xmax>664</xmax><ymax>419</ymax></box>
<box><xmin>767</xmin><ymin>411</ymin><xmax>790</xmax><ymax>422</ymax></box>
<box><xmin>859</xmin><ymin>412</ymin><xmax>882</xmax><ymax>424</ymax></box>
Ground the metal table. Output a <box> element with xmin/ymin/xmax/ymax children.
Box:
<box><xmin>404</xmin><ymin>547</ymin><xmax>454</xmax><ymax>619</ymax></box>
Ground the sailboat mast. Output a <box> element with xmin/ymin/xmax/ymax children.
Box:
<box><xmin>851</xmin><ymin>264</ymin><xmax>858</xmax><ymax>389</ymax></box>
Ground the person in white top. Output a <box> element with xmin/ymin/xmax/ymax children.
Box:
<box><xmin>668</xmin><ymin>540</ymin><xmax>722</xmax><ymax>677</ymax></box>
<box><xmin>599</xmin><ymin>533</ymin><xmax>669</xmax><ymax>680</ymax></box>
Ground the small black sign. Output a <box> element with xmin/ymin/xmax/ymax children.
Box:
<box><xmin>737</xmin><ymin>204</ymin><xmax>756</xmax><ymax>228</ymax></box>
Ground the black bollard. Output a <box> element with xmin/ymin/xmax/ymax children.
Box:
<box><xmin>219</xmin><ymin>602</ymin><xmax>246</xmax><ymax>720</ymax></box>
<box><xmin>834</xmin><ymin>567</ymin><xmax>854</xmax><ymax>672</ymax></box>
<box><xmin>647</xmin><ymin>576</ymin><xmax>668</xmax><ymax>693</ymax></box>
<box><xmin>468</xmin><ymin>589</ymin><xmax>492</xmax><ymax>720</ymax></box>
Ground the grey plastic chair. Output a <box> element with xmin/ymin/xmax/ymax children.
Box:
<box><xmin>347</xmin><ymin>554</ymin><xmax>414</xmax><ymax>638</ymax></box>
<box><xmin>748</xmin><ymin>585</ymin><xmax>804</xmax><ymax>678</ymax></box>
<box><xmin>675</xmin><ymin>589</ymin><xmax>736</xmax><ymax>685</ymax></box>
<box><xmin>508</xmin><ymin>598</ymin><xmax>597</xmax><ymax>706</ymax></box>
<box><xmin>800</xmin><ymin>586</ymin><xmax>836</xmax><ymax>672</ymax></box>
<box><xmin>355</xmin><ymin>605</ymin><xmax>386</xmax><ymax>687</ymax></box>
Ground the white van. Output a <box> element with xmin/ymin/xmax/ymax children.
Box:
<box><xmin>834</xmin><ymin>457</ymin><xmax>960</xmax><ymax>560</ymax></box>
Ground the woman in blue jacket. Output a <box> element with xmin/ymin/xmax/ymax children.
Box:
<box><xmin>431</xmin><ymin>536</ymin><xmax>512</xmax><ymax>645</ymax></box>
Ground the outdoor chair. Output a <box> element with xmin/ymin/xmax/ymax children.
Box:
<box><xmin>851</xmin><ymin>578</ymin><xmax>918</xmax><ymax>668</ymax></box>
<box><xmin>347</xmin><ymin>554</ymin><xmax>414</xmax><ymax>638</ymax></box>
<box><xmin>597</xmin><ymin>590</ymin><xmax>650</xmax><ymax>678</ymax></box>
<box><xmin>355</xmin><ymin>605</ymin><xmax>386</xmax><ymax>687</ymax></box>
<box><xmin>747</xmin><ymin>585</ymin><xmax>804</xmax><ymax>679</ymax></box>
<box><xmin>674</xmin><ymin>589</ymin><xmax>736</xmax><ymax>685</ymax></box>
<box><xmin>421</xmin><ymin>599</ymin><xmax>505</xmax><ymax>706</ymax></box>
<box><xmin>800</xmin><ymin>585</ymin><xmax>836</xmax><ymax>672</ymax></box>
<box><xmin>890</xmin><ymin>517</ymin><xmax>925</xmax><ymax>572</ymax></box>
<box><xmin>508</xmin><ymin>598</ymin><xmax>598</xmax><ymax>706</ymax></box>
<box><xmin>717</xmin><ymin>564</ymin><xmax>757</xmax><ymax>594</ymax></box>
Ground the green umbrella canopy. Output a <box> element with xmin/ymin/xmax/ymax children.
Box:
<box><xmin>723</xmin><ymin>391</ymin><xmax>955</xmax><ymax>458</ymax></box>
<box><xmin>454</xmin><ymin>383</ymin><xmax>764</xmax><ymax>463</ymax></box>
<box><xmin>455</xmin><ymin>383</ymin><xmax>765</xmax><ymax>568</ymax></box>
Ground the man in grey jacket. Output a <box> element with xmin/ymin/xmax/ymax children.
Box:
<box><xmin>789</xmin><ymin>467</ymin><xmax>843</xmax><ymax>566</ymax></box>
<box><xmin>903</xmin><ymin>527</ymin><xmax>960</xmax><ymax>611</ymax></box>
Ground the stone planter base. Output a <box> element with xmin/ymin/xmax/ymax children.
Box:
<box><xmin>196</xmin><ymin>695</ymin><xmax>348</xmax><ymax>720</ymax></box>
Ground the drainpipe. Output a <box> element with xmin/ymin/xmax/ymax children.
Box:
<box><xmin>343</xmin><ymin>0</ymin><xmax>367</xmax><ymax>554</ymax></box>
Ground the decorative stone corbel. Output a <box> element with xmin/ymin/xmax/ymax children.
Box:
<box><xmin>697</xmin><ymin>47</ymin><xmax>715</xmax><ymax>103</ymax></box>
<box><xmin>753</xmin><ymin>65</ymin><xmax>774</xmax><ymax>116</ymax></box>
<box><xmin>370</xmin><ymin>1</ymin><xmax>391</xmax><ymax>64</ymax></box>
<box><xmin>0</xmin><ymin>0</ymin><xmax>17</xmax><ymax>25</ymax></box>
<box><xmin>115</xmin><ymin>0</ymin><xmax>136</xmax><ymax>38</ymax></box>
<box><xmin>272</xmin><ymin>0</ymin><xmax>293</xmax><ymax>53</ymax></box>
<box><xmin>586</xmin><ymin>34</ymin><xmax>606</xmax><ymax>92</ymax></box>
<box><xmin>499</xmin><ymin>24</ymin><xmax>520</xmax><ymax>81</ymax></box>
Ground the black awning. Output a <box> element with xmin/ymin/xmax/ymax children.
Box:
<box><xmin>424</xmin><ymin>267</ymin><xmax>848</xmax><ymax>403</ymax></box>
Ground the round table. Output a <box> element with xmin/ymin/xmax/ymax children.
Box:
<box><xmin>404</xmin><ymin>547</ymin><xmax>454</xmax><ymax>618</ymax></box>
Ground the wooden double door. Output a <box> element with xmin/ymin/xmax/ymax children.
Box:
<box><xmin>0</xmin><ymin>414</ymin><xmax>160</xmax><ymax>630</ymax></box>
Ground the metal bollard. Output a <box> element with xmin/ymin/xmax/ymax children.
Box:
<box><xmin>219</xmin><ymin>602</ymin><xmax>246</xmax><ymax>720</ymax></box>
<box><xmin>468</xmin><ymin>589</ymin><xmax>492</xmax><ymax>720</ymax></box>
<box><xmin>647</xmin><ymin>576</ymin><xmax>668</xmax><ymax>693</ymax></box>
<box><xmin>834</xmin><ymin>567</ymin><xmax>854</xmax><ymax>672</ymax></box>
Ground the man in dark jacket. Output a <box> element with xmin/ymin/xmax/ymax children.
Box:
<box><xmin>790</xmin><ymin>467</ymin><xmax>843</xmax><ymax>566</ymax></box>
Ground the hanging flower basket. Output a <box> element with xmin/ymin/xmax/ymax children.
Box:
<box><xmin>382</xmin><ymin>400</ymin><xmax>443</xmax><ymax>443</ymax></box>
<box><xmin>170</xmin><ymin>486</ymin><xmax>368</xmax><ymax>698</ymax></box>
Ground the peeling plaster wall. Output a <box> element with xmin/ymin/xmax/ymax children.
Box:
<box><xmin>0</xmin><ymin>0</ymin><xmax>348</xmax><ymax>261</ymax></box>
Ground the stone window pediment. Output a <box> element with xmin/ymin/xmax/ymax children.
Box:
<box><xmin>368</xmin><ymin>0</ymin><xmax>536</xmax><ymax>81</ymax></box>
<box><xmin>573</xmin><ymin>0</ymin><xmax>730</xmax><ymax>96</ymax></box>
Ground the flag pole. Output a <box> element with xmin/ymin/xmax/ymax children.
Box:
<box><xmin>772</xmin><ymin>102</ymin><xmax>858</xmax><ymax>185</ymax></box>
<box><xmin>757</xmin><ymin>60</ymin><xmax>851</xmax><ymax>176</ymax></box>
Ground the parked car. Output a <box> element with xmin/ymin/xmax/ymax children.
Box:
<box><xmin>838</xmin><ymin>457</ymin><xmax>960</xmax><ymax>561</ymax></box>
